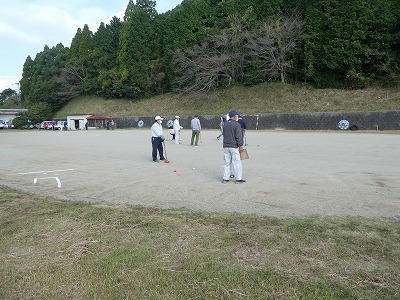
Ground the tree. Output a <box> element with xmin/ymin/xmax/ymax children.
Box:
<box><xmin>86</xmin><ymin>17</ymin><xmax>123</xmax><ymax>97</ymax></box>
<box><xmin>20</xmin><ymin>56</ymin><xmax>35</xmax><ymax>104</ymax></box>
<box><xmin>303</xmin><ymin>0</ymin><xmax>399</xmax><ymax>88</ymax></box>
<box><xmin>0</xmin><ymin>88</ymin><xmax>17</xmax><ymax>105</ymax></box>
<box><xmin>362</xmin><ymin>0</ymin><xmax>399</xmax><ymax>84</ymax></box>
<box><xmin>172</xmin><ymin>17</ymin><xmax>250</xmax><ymax>92</ymax></box>
<box><xmin>159</xmin><ymin>0</ymin><xmax>221</xmax><ymax>90</ymax></box>
<box><xmin>118</xmin><ymin>0</ymin><xmax>161</xmax><ymax>97</ymax></box>
<box><xmin>0</xmin><ymin>88</ymin><xmax>21</xmax><ymax>108</ymax></box>
<box><xmin>20</xmin><ymin>44</ymin><xmax>69</xmax><ymax>113</ymax></box>
<box><xmin>246</xmin><ymin>14</ymin><xmax>304</xmax><ymax>83</ymax></box>
<box><xmin>12</xmin><ymin>102</ymin><xmax>51</xmax><ymax>128</ymax></box>
<box><xmin>173</xmin><ymin>11</ymin><xmax>304</xmax><ymax>91</ymax></box>
<box><xmin>217</xmin><ymin>0</ymin><xmax>282</xmax><ymax>22</ymax></box>
<box><xmin>65</xmin><ymin>25</ymin><xmax>93</xmax><ymax>95</ymax></box>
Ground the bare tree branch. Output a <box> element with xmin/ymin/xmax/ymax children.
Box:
<box><xmin>246</xmin><ymin>14</ymin><xmax>304</xmax><ymax>83</ymax></box>
<box><xmin>172</xmin><ymin>16</ymin><xmax>249</xmax><ymax>93</ymax></box>
<box><xmin>172</xmin><ymin>14</ymin><xmax>304</xmax><ymax>92</ymax></box>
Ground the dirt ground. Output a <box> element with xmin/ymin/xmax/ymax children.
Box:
<box><xmin>1</xmin><ymin>129</ymin><xmax>399</xmax><ymax>218</ymax></box>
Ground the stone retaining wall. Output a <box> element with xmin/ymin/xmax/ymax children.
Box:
<box><xmin>115</xmin><ymin>110</ymin><xmax>400</xmax><ymax>131</ymax></box>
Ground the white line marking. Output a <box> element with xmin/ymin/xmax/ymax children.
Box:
<box><xmin>33</xmin><ymin>177</ymin><xmax>62</xmax><ymax>188</ymax></box>
<box><xmin>18</xmin><ymin>169</ymin><xmax>74</xmax><ymax>175</ymax></box>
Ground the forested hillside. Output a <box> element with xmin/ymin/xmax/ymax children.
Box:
<box><xmin>10</xmin><ymin>0</ymin><xmax>400</xmax><ymax>123</ymax></box>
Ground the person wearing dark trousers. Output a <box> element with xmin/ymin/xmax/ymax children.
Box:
<box><xmin>217</xmin><ymin>117</ymin><xmax>225</xmax><ymax>140</ymax></box>
<box><xmin>151</xmin><ymin>116</ymin><xmax>166</xmax><ymax>162</ymax></box>
<box><xmin>237</xmin><ymin>115</ymin><xmax>247</xmax><ymax>145</ymax></box>
<box><xmin>168</xmin><ymin>126</ymin><xmax>175</xmax><ymax>140</ymax></box>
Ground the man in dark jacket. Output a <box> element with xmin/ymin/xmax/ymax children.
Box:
<box><xmin>222</xmin><ymin>110</ymin><xmax>246</xmax><ymax>184</ymax></box>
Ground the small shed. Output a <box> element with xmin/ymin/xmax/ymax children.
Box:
<box><xmin>86</xmin><ymin>115</ymin><xmax>112</xmax><ymax>129</ymax></box>
<box><xmin>67</xmin><ymin>114</ymin><xmax>91</xmax><ymax>130</ymax></box>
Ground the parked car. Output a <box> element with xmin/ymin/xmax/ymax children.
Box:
<box><xmin>21</xmin><ymin>122</ymin><xmax>34</xmax><ymax>129</ymax></box>
<box><xmin>39</xmin><ymin>120</ymin><xmax>65</xmax><ymax>130</ymax></box>
<box><xmin>39</xmin><ymin>121</ymin><xmax>50</xmax><ymax>129</ymax></box>
<box><xmin>4</xmin><ymin>121</ymin><xmax>14</xmax><ymax>129</ymax></box>
<box><xmin>0</xmin><ymin>120</ymin><xmax>12</xmax><ymax>129</ymax></box>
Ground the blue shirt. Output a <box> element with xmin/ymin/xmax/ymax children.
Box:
<box><xmin>191</xmin><ymin>117</ymin><xmax>201</xmax><ymax>131</ymax></box>
<box><xmin>237</xmin><ymin>118</ymin><xmax>246</xmax><ymax>130</ymax></box>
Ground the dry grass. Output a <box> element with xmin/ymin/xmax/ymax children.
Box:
<box><xmin>54</xmin><ymin>83</ymin><xmax>400</xmax><ymax>119</ymax></box>
<box><xmin>1</xmin><ymin>187</ymin><xmax>399</xmax><ymax>299</ymax></box>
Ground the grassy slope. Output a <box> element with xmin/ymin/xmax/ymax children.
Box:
<box><xmin>54</xmin><ymin>83</ymin><xmax>400</xmax><ymax>119</ymax></box>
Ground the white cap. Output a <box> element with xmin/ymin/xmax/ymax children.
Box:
<box><xmin>175</xmin><ymin>116</ymin><xmax>180</xmax><ymax>119</ymax></box>
<box><xmin>155</xmin><ymin>116</ymin><xmax>164</xmax><ymax>121</ymax></box>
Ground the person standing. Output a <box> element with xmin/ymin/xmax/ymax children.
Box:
<box><xmin>151</xmin><ymin>116</ymin><xmax>166</xmax><ymax>162</ymax></box>
<box><xmin>217</xmin><ymin>117</ymin><xmax>225</xmax><ymax>140</ymax></box>
<box><xmin>222</xmin><ymin>110</ymin><xmax>246</xmax><ymax>184</ymax></box>
<box><xmin>168</xmin><ymin>126</ymin><xmax>175</xmax><ymax>140</ymax></box>
<box><xmin>190</xmin><ymin>115</ymin><xmax>201</xmax><ymax>147</ymax></box>
<box><xmin>237</xmin><ymin>115</ymin><xmax>247</xmax><ymax>145</ymax></box>
<box><xmin>173</xmin><ymin>116</ymin><xmax>183</xmax><ymax>144</ymax></box>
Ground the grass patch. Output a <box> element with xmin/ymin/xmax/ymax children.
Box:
<box><xmin>54</xmin><ymin>83</ymin><xmax>400</xmax><ymax>119</ymax></box>
<box><xmin>1</xmin><ymin>187</ymin><xmax>399</xmax><ymax>299</ymax></box>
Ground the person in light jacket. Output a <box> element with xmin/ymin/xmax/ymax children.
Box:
<box><xmin>173</xmin><ymin>116</ymin><xmax>183</xmax><ymax>144</ymax></box>
<box><xmin>190</xmin><ymin>115</ymin><xmax>201</xmax><ymax>147</ymax></box>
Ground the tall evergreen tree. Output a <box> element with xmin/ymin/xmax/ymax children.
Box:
<box><xmin>362</xmin><ymin>0</ymin><xmax>399</xmax><ymax>84</ymax></box>
<box><xmin>66</xmin><ymin>25</ymin><xmax>94</xmax><ymax>94</ymax></box>
<box><xmin>90</xmin><ymin>17</ymin><xmax>123</xmax><ymax>97</ymax></box>
<box><xmin>20</xmin><ymin>44</ymin><xmax>68</xmax><ymax>116</ymax></box>
<box><xmin>118</xmin><ymin>0</ymin><xmax>161</xmax><ymax>98</ymax></box>
<box><xmin>20</xmin><ymin>56</ymin><xmax>34</xmax><ymax>104</ymax></box>
<box><xmin>216</xmin><ymin>0</ymin><xmax>288</xmax><ymax>23</ymax></box>
<box><xmin>304</xmin><ymin>0</ymin><xmax>399</xmax><ymax>88</ymax></box>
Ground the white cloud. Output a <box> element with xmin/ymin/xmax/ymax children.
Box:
<box><xmin>0</xmin><ymin>77</ymin><xmax>21</xmax><ymax>92</ymax></box>
<box><xmin>79</xmin><ymin>7</ymin><xmax>109</xmax><ymax>31</ymax></box>
<box><xmin>1</xmin><ymin>4</ymin><xmax>80</xmax><ymax>48</ymax></box>
<box><xmin>0</xmin><ymin>22</ymin><xmax>41</xmax><ymax>45</ymax></box>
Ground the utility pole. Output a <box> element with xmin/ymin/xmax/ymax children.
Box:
<box><xmin>14</xmin><ymin>82</ymin><xmax>22</xmax><ymax>107</ymax></box>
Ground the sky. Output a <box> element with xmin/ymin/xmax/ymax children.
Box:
<box><xmin>0</xmin><ymin>0</ymin><xmax>182</xmax><ymax>92</ymax></box>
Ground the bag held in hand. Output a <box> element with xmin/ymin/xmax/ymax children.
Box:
<box><xmin>240</xmin><ymin>148</ymin><xmax>249</xmax><ymax>160</ymax></box>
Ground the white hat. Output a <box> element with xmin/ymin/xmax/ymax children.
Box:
<box><xmin>175</xmin><ymin>116</ymin><xmax>180</xmax><ymax>119</ymax></box>
<box><xmin>155</xmin><ymin>116</ymin><xmax>164</xmax><ymax>121</ymax></box>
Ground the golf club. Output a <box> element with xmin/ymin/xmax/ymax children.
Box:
<box><xmin>162</xmin><ymin>141</ymin><xmax>170</xmax><ymax>163</ymax></box>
